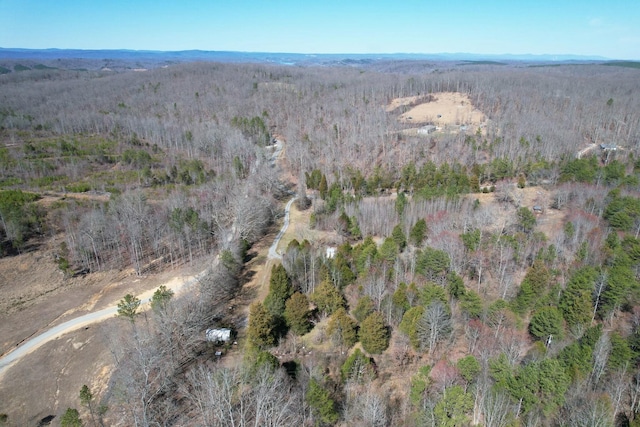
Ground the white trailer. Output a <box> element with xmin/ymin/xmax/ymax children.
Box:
<box><xmin>206</xmin><ymin>328</ymin><xmax>232</xmax><ymax>343</ymax></box>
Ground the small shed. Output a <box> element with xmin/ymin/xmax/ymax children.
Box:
<box><xmin>417</xmin><ymin>125</ymin><xmax>437</xmax><ymax>135</ymax></box>
<box><xmin>533</xmin><ymin>205</ymin><xmax>544</xmax><ymax>214</ymax></box>
<box><xmin>206</xmin><ymin>328</ymin><xmax>232</xmax><ymax>343</ymax></box>
<box><xmin>326</xmin><ymin>247</ymin><xmax>336</xmax><ymax>259</ymax></box>
<box><xmin>600</xmin><ymin>143</ymin><xmax>617</xmax><ymax>151</ymax></box>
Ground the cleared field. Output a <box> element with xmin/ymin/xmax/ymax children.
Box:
<box><xmin>390</xmin><ymin>92</ymin><xmax>485</xmax><ymax>126</ymax></box>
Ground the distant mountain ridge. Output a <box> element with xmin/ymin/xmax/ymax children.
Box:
<box><xmin>0</xmin><ymin>48</ymin><xmax>617</xmax><ymax>73</ymax></box>
<box><xmin>0</xmin><ymin>47</ymin><xmax>610</xmax><ymax>62</ymax></box>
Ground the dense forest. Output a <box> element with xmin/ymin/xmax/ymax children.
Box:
<box><xmin>1</xmin><ymin>60</ymin><xmax>640</xmax><ymax>426</ymax></box>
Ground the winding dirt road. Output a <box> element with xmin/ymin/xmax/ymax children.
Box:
<box><xmin>576</xmin><ymin>143</ymin><xmax>597</xmax><ymax>159</ymax></box>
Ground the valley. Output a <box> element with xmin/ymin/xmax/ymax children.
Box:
<box><xmin>0</xmin><ymin>58</ymin><xmax>639</xmax><ymax>426</ymax></box>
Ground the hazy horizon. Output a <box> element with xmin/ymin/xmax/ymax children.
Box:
<box><xmin>0</xmin><ymin>47</ymin><xmax>615</xmax><ymax>60</ymax></box>
<box><xmin>1</xmin><ymin>0</ymin><xmax>639</xmax><ymax>60</ymax></box>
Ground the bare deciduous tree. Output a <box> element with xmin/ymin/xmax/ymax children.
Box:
<box><xmin>416</xmin><ymin>301</ymin><xmax>453</xmax><ymax>355</ymax></box>
<box><xmin>182</xmin><ymin>363</ymin><xmax>304</xmax><ymax>426</ymax></box>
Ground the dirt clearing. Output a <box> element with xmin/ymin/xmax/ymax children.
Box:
<box><xmin>389</xmin><ymin>92</ymin><xmax>485</xmax><ymax>127</ymax></box>
<box><xmin>0</xmin><ymin>243</ymin><xmax>205</xmax><ymax>425</ymax></box>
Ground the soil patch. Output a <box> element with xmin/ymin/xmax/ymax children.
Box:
<box><xmin>0</xmin><ymin>245</ymin><xmax>206</xmax><ymax>425</ymax></box>
<box><xmin>469</xmin><ymin>185</ymin><xmax>563</xmax><ymax>238</ymax></box>
<box><xmin>0</xmin><ymin>319</ymin><xmax>115</xmax><ymax>426</ymax></box>
<box><xmin>390</xmin><ymin>92</ymin><xmax>485</xmax><ymax>127</ymax></box>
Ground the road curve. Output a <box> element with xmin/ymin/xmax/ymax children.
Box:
<box><xmin>0</xmin><ymin>272</ymin><xmax>205</xmax><ymax>376</ymax></box>
<box><xmin>268</xmin><ymin>196</ymin><xmax>296</xmax><ymax>260</ymax></box>
<box><xmin>0</xmin><ymin>138</ymin><xmax>293</xmax><ymax>377</ymax></box>
<box><xmin>3</xmin><ymin>135</ymin><xmax>600</xmax><ymax>375</ymax></box>
<box><xmin>576</xmin><ymin>143</ymin><xmax>597</xmax><ymax>159</ymax></box>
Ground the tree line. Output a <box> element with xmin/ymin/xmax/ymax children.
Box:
<box><xmin>1</xmin><ymin>59</ymin><xmax>640</xmax><ymax>425</ymax></box>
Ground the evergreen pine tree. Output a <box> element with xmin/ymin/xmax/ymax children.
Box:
<box><xmin>360</xmin><ymin>311</ymin><xmax>389</xmax><ymax>354</ymax></box>
<box><xmin>247</xmin><ymin>302</ymin><xmax>275</xmax><ymax>349</ymax></box>
<box><xmin>410</xmin><ymin>219</ymin><xmax>428</xmax><ymax>246</ymax></box>
<box><xmin>284</xmin><ymin>292</ymin><xmax>312</xmax><ymax>335</ymax></box>
<box><xmin>327</xmin><ymin>307</ymin><xmax>358</xmax><ymax>348</ymax></box>
<box><xmin>264</xmin><ymin>264</ymin><xmax>293</xmax><ymax>317</ymax></box>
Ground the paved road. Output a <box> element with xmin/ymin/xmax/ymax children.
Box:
<box><xmin>0</xmin><ymin>194</ymin><xmax>295</xmax><ymax>374</ymax></box>
<box><xmin>0</xmin><ymin>138</ymin><xmax>294</xmax><ymax>376</ymax></box>
<box><xmin>268</xmin><ymin>196</ymin><xmax>296</xmax><ymax>260</ymax></box>
<box><xmin>0</xmin><ymin>272</ymin><xmax>205</xmax><ymax>375</ymax></box>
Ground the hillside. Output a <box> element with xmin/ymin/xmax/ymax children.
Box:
<box><xmin>0</xmin><ymin>59</ymin><xmax>640</xmax><ymax>426</ymax></box>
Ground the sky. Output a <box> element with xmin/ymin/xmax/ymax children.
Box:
<box><xmin>0</xmin><ymin>0</ymin><xmax>638</xmax><ymax>59</ymax></box>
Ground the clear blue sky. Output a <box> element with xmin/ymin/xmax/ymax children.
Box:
<box><xmin>1</xmin><ymin>0</ymin><xmax>638</xmax><ymax>59</ymax></box>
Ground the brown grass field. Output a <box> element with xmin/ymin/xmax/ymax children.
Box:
<box><xmin>388</xmin><ymin>92</ymin><xmax>486</xmax><ymax>128</ymax></box>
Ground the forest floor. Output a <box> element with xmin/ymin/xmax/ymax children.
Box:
<box><xmin>474</xmin><ymin>184</ymin><xmax>562</xmax><ymax>237</ymax></box>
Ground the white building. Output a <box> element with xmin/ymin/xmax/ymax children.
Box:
<box><xmin>417</xmin><ymin>125</ymin><xmax>437</xmax><ymax>135</ymax></box>
<box><xmin>326</xmin><ymin>247</ymin><xmax>336</xmax><ymax>258</ymax></box>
